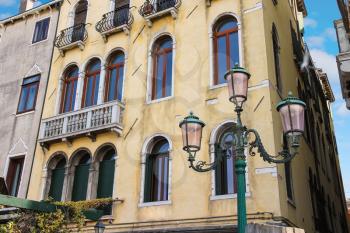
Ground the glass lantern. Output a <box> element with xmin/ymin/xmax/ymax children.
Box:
<box><xmin>94</xmin><ymin>220</ymin><xmax>105</xmax><ymax>233</ymax></box>
<box><xmin>276</xmin><ymin>92</ymin><xmax>306</xmax><ymax>137</ymax></box>
<box><xmin>224</xmin><ymin>64</ymin><xmax>251</xmax><ymax>108</ymax></box>
<box><xmin>179</xmin><ymin>112</ymin><xmax>205</xmax><ymax>152</ymax></box>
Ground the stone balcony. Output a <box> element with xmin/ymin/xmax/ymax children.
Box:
<box><xmin>38</xmin><ymin>101</ymin><xmax>124</xmax><ymax>148</ymax></box>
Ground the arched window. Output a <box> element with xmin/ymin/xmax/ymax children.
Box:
<box><xmin>96</xmin><ymin>146</ymin><xmax>116</xmax><ymax>215</ymax></box>
<box><xmin>213</xmin><ymin>16</ymin><xmax>239</xmax><ymax>85</ymax></box>
<box><xmin>71</xmin><ymin>152</ymin><xmax>91</xmax><ymax>201</ymax></box>
<box><xmin>151</xmin><ymin>36</ymin><xmax>173</xmax><ymax>100</ymax></box>
<box><xmin>48</xmin><ymin>157</ymin><xmax>66</xmax><ymax>201</ymax></box>
<box><xmin>72</xmin><ymin>0</ymin><xmax>88</xmax><ymax>42</ymax></box>
<box><xmin>144</xmin><ymin>138</ymin><xmax>169</xmax><ymax>202</ymax></box>
<box><xmin>272</xmin><ymin>24</ymin><xmax>282</xmax><ymax>92</ymax></box>
<box><xmin>82</xmin><ymin>59</ymin><xmax>101</xmax><ymax>107</ymax></box>
<box><xmin>60</xmin><ymin>66</ymin><xmax>79</xmax><ymax>113</ymax></box>
<box><xmin>215</xmin><ymin>126</ymin><xmax>237</xmax><ymax>195</ymax></box>
<box><xmin>105</xmin><ymin>52</ymin><xmax>125</xmax><ymax>102</ymax></box>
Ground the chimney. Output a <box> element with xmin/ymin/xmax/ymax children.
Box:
<box><xmin>19</xmin><ymin>0</ymin><xmax>36</xmax><ymax>13</ymax></box>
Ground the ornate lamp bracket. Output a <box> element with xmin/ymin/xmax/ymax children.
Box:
<box><xmin>244</xmin><ymin>129</ymin><xmax>299</xmax><ymax>164</ymax></box>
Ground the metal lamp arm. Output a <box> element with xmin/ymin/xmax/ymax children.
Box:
<box><xmin>244</xmin><ymin>129</ymin><xmax>298</xmax><ymax>164</ymax></box>
<box><xmin>187</xmin><ymin>151</ymin><xmax>219</xmax><ymax>173</ymax></box>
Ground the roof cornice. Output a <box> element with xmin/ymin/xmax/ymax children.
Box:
<box><xmin>0</xmin><ymin>0</ymin><xmax>62</xmax><ymax>27</ymax></box>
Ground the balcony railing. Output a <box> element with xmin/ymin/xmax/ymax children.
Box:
<box><xmin>54</xmin><ymin>23</ymin><xmax>88</xmax><ymax>56</ymax></box>
<box><xmin>38</xmin><ymin>101</ymin><xmax>124</xmax><ymax>146</ymax></box>
<box><xmin>139</xmin><ymin>0</ymin><xmax>181</xmax><ymax>27</ymax></box>
<box><xmin>96</xmin><ymin>5</ymin><xmax>134</xmax><ymax>41</ymax></box>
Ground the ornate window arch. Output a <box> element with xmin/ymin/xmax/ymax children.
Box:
<box><xmin>82</xmin><ymin>58</ymin><xmax>101</xmax><ymax>107</ymax></box>
<box><xmin>92</xmin><ymin>144</ymin><xmax>117</xmax><ymax>215</ymax></box>
<box><xmin>140</xmin><ymin>134</ymin><xmax>172</xmax><ymax>206</ymax></box>
<box><xmin>69</xmin><ymin>149</ymin><xmax>92</xmax><ymax>201</ymax></box>
<box><xmin>147</xmin><ymin>33</ymin><xmax>175</xmax><ymax>102</ymax></box>
<box><xmin>60</xmin><ymin>65</ymin><xmax>79</xmax><ymax>113</ymax></box>
<box><xmin>212</xmin><ymin>14</ymin><xmax>240</xmax><ymax>85</ymax></box>
<box><xmin>42</xmin><ymin>152</ymin><xmax>68</xmax><ymax>201</ymax></box>
<box><xmin>209</xmin><ymin>121</ymin><xmax>250</xmax><ymax>199</ymax></box>
<box><xmin>105</xmin><ymin>51</ymin><xmax>125</xmax><ymax>102</ymax></box>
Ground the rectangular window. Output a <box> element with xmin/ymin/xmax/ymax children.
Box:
<box><xmin>32</xmin><ymin>18</ymin><xmax>50</xmax><ymax>43</ymax></box>
<box><xmin>17</xmin><ymin>75</ymin><xmax>40</xmax><ymax>114</ymax></box>
<box><xmin>6</xmin><ymin>157</ymin><xmax>24</xmax><ymax>197</ymax></box>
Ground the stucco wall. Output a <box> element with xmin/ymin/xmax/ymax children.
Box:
<box><xmin>0</xmin><ymin>5</ymin><xmax>60</xmax><ymax>198</ymax></box>
<box><xmin>26</xmin><ymin>0</ymin><xmax>347</xmax><ymax>232</ymax></box>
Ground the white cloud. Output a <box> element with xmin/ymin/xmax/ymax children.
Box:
<box><xmin>0</xmin><ymin>0</ymin><xmax>15</xmax><ymax>7</ymax></box>
<box><xmin>309</xmin><ymin>49</ymin><xmax>339</xmax><ymax>84</ymax></box>
<box><xmin>324</xmin><ymin>28</ymin><xmax>337</xmax><ymax>41</ymax></box>
<box><xmin>306</xmin><ymin>36</ymin><xmax>325</xmax><ymax>48</ymax></box>
<box><xmin>305</xmin><ymin>28</ymin><xmax>338</xmax><ymax>48</ymax></box>
<box><xmin>336</xmin><ymin>102</ymin><xmax>350</xmax><ymax>116</ymax></box>
<box><xmin>304</xmin><ymin>18</ymin><xmax>318</xmax><ymax>28</ymax></box>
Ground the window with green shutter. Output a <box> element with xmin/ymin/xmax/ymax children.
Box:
<box><xmin>72</xmin><ymin>153</ymin><xmax>91</xmax><ymax>201</ymax></box>
<box><xmin>48</xmin><ymin>158</ymin><xmax>66</xmax><ymax>201</ymax></box>
<box><xmin>97</xmin><ymin>148</ymin><xmax>116</xmax><ymax>215</ymax></box>
<box><xmin>215</xmin><ymin>131</ymin><xmax>237</xmax><ymax>195</ymax></box>
<box><xmin>144</xmin><ymin>138</ymin><xmax>169</xmax><ymax>203</ymax></box>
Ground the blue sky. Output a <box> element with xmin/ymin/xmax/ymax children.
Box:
<box><xmin>0</xmin><ymin>1</ymin><xmax>349</xmax><ymax>196</ymax></box>
<box><xmin>304</xmin><ymin>0</ymin><xmax>350</xmax><ymax>198</ymax></box>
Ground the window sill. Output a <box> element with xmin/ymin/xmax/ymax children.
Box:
<box><xmin>146</xmin><ymin>96</ymin><xmax>174</xmax><ymax>105</ymax></box>
<box><xmin>31</xmin><ymin>38</ymin><xmax>49</xmax><ymax>46</ymax></box>
<box><xmin>210</xmin><ymin>192</ymin><xmax>251</xmax><ymax>201</ymax></box>
<box><xmin>287</xmin><ymin>198</ymin><xmax>296</xmax><ymax>208</ymax></box>
<box><xmin>16</xmin><ymin>110</ymin><xmax>35</xmax><ymax>117</ymax></box>
<box><xmin>209</xmin><ymin>83</ymin><xmax>227</xmax><ymax>90</ymax></box>
<box><xmin>138</xmin><ymin>200</ymin><xmax>171</xmax><ymax>207</ymax></box>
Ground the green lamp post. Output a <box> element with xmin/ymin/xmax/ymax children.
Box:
<box><xmin>179</xmin><ymin>65</ymin><xmax>306</xmax><ymax>233</ymax></box>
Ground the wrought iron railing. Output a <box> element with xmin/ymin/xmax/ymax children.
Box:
<box><xmin>54</xmin><ymin>23</ymin><xmax>88</xmax><ymax>48</ymax></box>
<box><xmin>38</xmin><ymin>101</ymin><xmax>124</xmax><ymax>143</ymax></box>
<box><xmin>139</xmin><ymin>0</ymin><xmax>181</xmax><ymax>17</ymax></box>
<box><xmin>96</xmin><ymin>5</ymin><xmax>134</xmax><ymax>34</ymax></box>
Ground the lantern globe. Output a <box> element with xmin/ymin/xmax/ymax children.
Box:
<box><xmin>224</xmin><ymin>64</ymin><xmax>251</xmax><ymax>107</ymax></box>
<box><xmin>276</xmin><ymin>92</ymin><xmax>306</xmax><ymax>136</ymax></box>
<box><xmin>179</xmin><ymin>112</ymin><xmax>205</xmax><ymax>152</ymax></box>
<box><xmin>94</xmin><ymin>220</ymin><xmax>105</xmax><ymax>233</ymax></box>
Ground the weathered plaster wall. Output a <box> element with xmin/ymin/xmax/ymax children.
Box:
<box><xmin>0</xmin><ymin>6</ymin><xmax>60</xmax><ymax>198</ymax></box>
<box><xmin>27</xmin><ymin>0</ymin><xmax>346</xmax><ymax>232</ymax></box>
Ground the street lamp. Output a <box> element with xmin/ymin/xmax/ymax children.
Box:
<box><xmin>94</xmin><ymin>219</ymin><xmax>105</xmax><ymax>233</ymax></box>
<box><xmin>179</xmin><ymin>64</ymin><xmax>306</xmax><ymax>233</ymax></box>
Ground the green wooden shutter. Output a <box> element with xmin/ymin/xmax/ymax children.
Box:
<box><xmin>72</xmin><ymin>164</ymin><xmax>90</xmax><ymax>201</ymax></box>
<box><xmin>143</xmin><ymin>155</ymin><xmax>153</xmax><ymax>202</ymax></box>
<box><xmin>215</xmin><ymin>144</ymin><xmax>223</xmax><ymax>195</ymax></box>
<box><xmin>97</xmin><ymin>160</ymin><xmax>115</xmax><ymax>198</ymax></box>
<box><xmin>48</xmin><ymin>168</ymin><xmax>65</xmax><ymax>201</ymax></box>
<box><xmin>97</xmin><ymin>160</ymin><xmax>115</xmax><ymax>215</ymax></box>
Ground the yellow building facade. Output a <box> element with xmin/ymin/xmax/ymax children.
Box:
<box><xmin>27</xmin><ymin>0</ymin><xmax>348</xmax><ymax>232</ymax></box>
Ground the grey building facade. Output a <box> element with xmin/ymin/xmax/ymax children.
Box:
<box><xmin>0</xmin><ymin>0</ymin><xmax>61</xmax><ymax>198</ymax></box>
<box><xmin>335</xmin><ymin>0</ymin><xmax>350</xmax><ymax>109</ymax></box>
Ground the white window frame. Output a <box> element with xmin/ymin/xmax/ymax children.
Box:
<box><xmin>208</xmin><ymin>120</ymin><xmax>251</xmax><ymax>201</ymax></box>
<box><xmin>31</xmin><ymin>16</ymin><xmax>51</xmax><ymax>45</ymax></box>
<box><xmin>146</xmin><ymin>32</ymin><xmax>176</xmax><ymax>104</ymax></box>
<box><xmin>103</xmin><ymin>48</ymin><xmax>128</xmax><ymax>104</ymax></box>
<box><xmin>139</xmin><ymin>133</ymin><xmax>173</xmax><ymax>207</ymax></box>
<box><xmin>209</xmin><ymin>12</ymin><xmax>243</xmax><ymax>89</ymax></box>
